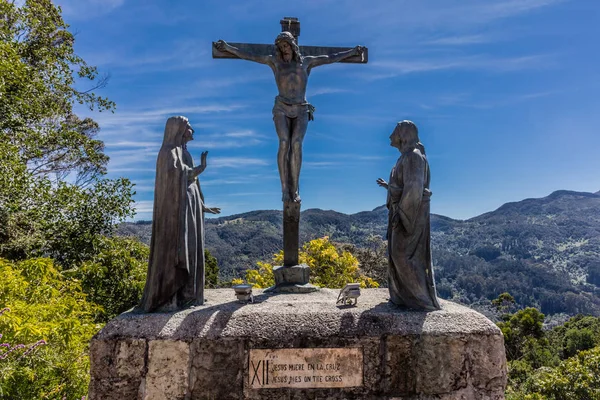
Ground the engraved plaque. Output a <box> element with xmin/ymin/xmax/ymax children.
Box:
<box><xmin>248</xmin><ymin>348</ymin><xmax>363</xmax><ymax>389</ymax></box>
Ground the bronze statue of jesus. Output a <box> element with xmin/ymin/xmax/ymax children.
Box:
<box><xmin>215</xmin><ymin>32</ymin><xmax>364</xmax><ymax>203</ymax></box>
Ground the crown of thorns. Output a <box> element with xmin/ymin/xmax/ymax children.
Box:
<box><xmin>275</xmin><ymin>31</ymin><xmax>295</xmax><ymax>44</ymax></box>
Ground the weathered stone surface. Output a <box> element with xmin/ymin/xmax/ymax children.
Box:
<box><xmin>415</xmin><ymin>336</ymin><xmax>468</xmax><ymax>393</ymax></box>
<box><xmin>144</xmin><ymin>340</ymin><xmax>189</xmax><ymax>400</ymax></box>
<box><xmin>384</xmin><ymin>335</ymin><xmax>416</xmax><ymax>395</ymax></box>
<box><xmin>268</xmin><ymin>264</ymin><xmax>319</xmax><ymax>293</ymax></box>
<box><xmin>273</xmin><ymin>263</ymin><xmax>310</xmax><ymax>284</ymax></box>
<box><xmin>189</xmin><ymin>339</ymin><xmax>244</xmax><ymax>400</ymax></box>
<box><xmin>88</xmin><ymin>338</ymin><xmax>146</xmax><ymax>399</ymax></box>
<box><xmin>89</xmin><ymin>289</ymin><xmax>507</xmax><ymax>400</ymax></box>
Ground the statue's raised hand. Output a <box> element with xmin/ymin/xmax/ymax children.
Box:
<box><xmin>215</xmin><ymin>40</ymin><xmax>228</xmax><ymax>52</ymax></box>
<box><xmin>200</xmin><ymin>151</ymin><xmax>208</xmax><ymax>171</ymax></box>
<box><xmin>205</xmin><ymin>207</ymin><xmax>221</xmax><ymax>215</ymax></box>
<box><xmin>376</xmin><ymin>177</ymin><xmax>388</xmax><ymax>189</ymax></box>
<box><xmin>354</xmin><ymin>45</ymin><xmax>364</xmax><ymax>56</ymax></box>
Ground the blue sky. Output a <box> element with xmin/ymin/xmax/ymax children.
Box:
<box><xmin>56</xmin><ymin>0</ymin><xmax>600</xmax><ymax>220</ymax></box>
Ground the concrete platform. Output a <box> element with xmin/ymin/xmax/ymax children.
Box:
<box><xmin>89</xmin><ymin>289</ymin><xmax>507</xmax><ymax>400</ymax></box>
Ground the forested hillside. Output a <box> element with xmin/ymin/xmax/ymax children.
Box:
<box><xmin>119</xmin><ymin>190</ymin><xmax>600</xmax><ymax>317</ymax></box>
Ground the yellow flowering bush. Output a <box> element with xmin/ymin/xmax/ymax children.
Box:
<box><xmin>242</xmin><ymin>237</ymin><xmax>379</xmax><ymax>289</ymax></box>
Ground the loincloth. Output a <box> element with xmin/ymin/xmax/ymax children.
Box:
<box><xmin>272</xmin><ymin>96</ymin><xmax>315</xmax><ymax>121</ymax></box>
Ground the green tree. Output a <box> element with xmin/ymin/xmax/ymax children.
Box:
<box><xmin>0</xmin><ymin>0</ymin><xmax>114</xmax><ymax>183</ymax></box>
<box><xmin>73</xmin><ymin>236</ymin><xmax>149</xmax><ymax>322</ymax></box>
<box><xmin>517</xmin><ymin>346</ymin><xmax>600</xmax><ymax>400</ymax></box>
<box><xmin>339</xmin><ymin>234</ymin><xmax>388</xmax><ymax>286</ymax></box>
<box><xmin>498</xmin><ymin>307</ymin><xmax>548</xmax><ymax>363</ymax></box>
<box><xmin>205</xmin><ymin>249</ymin><xmax>220</xmax><ymax>288</ymax></box>
<box><xmin>0</xmin><ymin>258</ymin><xmax>100</xmax><ymax>399</ymax></box>
<box><xmin>0</xmin><ymin>0</ymin><xmax>135</xmax><ymax>266</ymax></box>
<box><xmin>239</xmin><ymin>237</ymin><xmax>379</xmax><ymax>289</ymax></box>
<box><xmin>562</xmin><ymin>328</ymin><xmax>596</xmax><ymax>358</ymax></box>
<box><xmin>0</xmin><ymin>143</ymin><xmax>135</xmax><ymax>266</ymax></box>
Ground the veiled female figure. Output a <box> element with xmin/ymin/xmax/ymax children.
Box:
<box><xmin>140</xmin><ymin>116</ymin><xmax>220</xmax><ymax>312</ymax></box>
<box><xmin>376</xmin><ymin>121</ymin><xmax>440</xmax><ymax>311</ymax></box>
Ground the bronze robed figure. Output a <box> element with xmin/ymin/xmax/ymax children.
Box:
<box><xmin>140</xmin><ymin>116</ymin><xmax>220</xmax><ymax>312</ymax></box>
<box><xmin>377</xmin><ymin>121</ymin><xmax>441</xmax><ymax>311</ymax></box>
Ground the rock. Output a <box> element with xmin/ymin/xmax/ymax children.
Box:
<box><xmin>89</xmin><ymin>289</ymin><xmax>507</xmax><ymax>400</ymax></box>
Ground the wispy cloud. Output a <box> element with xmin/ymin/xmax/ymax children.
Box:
<box><xmin>221</xmin><ymin>130</ymin><xmax>262</xmax><ymax>138</ymax></box>
<box><xmin>365</xmin><ymin>54</ymin><xmax>553</xmax><ymax>80</ymax></box>
<box><xmin>304</xmin><ymin>161</ymin><xmax>341</xmax><ymax>168</ymax></box>
<box><xmin>210</xmin><ymin>157</ymin><xmax>270</xmax><ymax>169</ymax></box>
<box><xmin>309</xmin><ymin>87</ymin><xmax>355</xmax><ymax>97</ymax></box>
<box><xmin>134</xmin><ymin>200</ymin><xmax>154</xmax><ymax>214</ymax></box>
<box><xmin>198</xmin><ymin>130</ymin><xmax>267</xmax><ymax>149</ymax></box>
<box><xmin>106</xmin><ymin>148</ymin><xmax>157</xmax><ymax>170</ymax></box>
<box><xmin>96</xmin><ymin>104</ymin><xmax>247</xmax><ymax>131</ymax></box>
<box><xmin>85</xmin><ymin>40</ymin><xmax>210</xmax><ymax>72</ymax></box>
<box><xmin>56</xmin><ymin>0</ymin><xmax>125</xmax><ymax>19</ymax></box>
<box><xmin>423</xmin><ymin>35</ymin><xmax>491</xmax><ymax>46</ymax></box>
<box><xmin>201</xmin><ymin>173</ymin><xmax>276</xmax><ymax>186</ymax></box>
<box><xmin>327</xmin><ymin>0</ymin><xmax>565</xmax><ymax>32</ymax></box>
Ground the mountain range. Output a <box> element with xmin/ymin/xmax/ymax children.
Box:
<box><xmin>118</xmin><ymin>190</ymin><xmax>600</xmax><ymax>318</ymax></box>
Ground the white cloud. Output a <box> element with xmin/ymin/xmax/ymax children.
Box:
<box><xmin>56</xmin><ymin>0</ymin><xmax>125</xmax><ymax>19</ymax></box>
<box><xmin>133</xmin><ymin>200</ymin><xmax>154</xmax><ymax>214</ymax></box>
<box><xmin>422</xmin><ymin>35</ymin><xmax>491</xmax><ymax>46</ymax></box>
<box><xmin>309</xmin><ymin>87</ymin><xmax>355</xmax><ymax>97</ymax></box>
<box><xmin>210</xmin><ymin>157</ymin><xmax>270</xmax><ymax>169</ymax></box>
<box><xmin>86</xmin><ymin>40</ymin><xmax>210</xmax><ymax>72</ymax></box>
<box><xmin>95</xmin><ymin>104</ymin><xmax>247</xmax><ymax>130</ymax></box>
<box><xmin>365</xmin><ymin>54</ymin><xmax>553</xmax><ymax>79</ymax></box>
<box><xmin>325</xmin><ymin>0</ymin><xmax>565</xmax><ymax>32</ymax></box>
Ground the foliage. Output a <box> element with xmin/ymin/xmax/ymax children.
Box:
<box><xmin>0</xmin><ymin>0</ymin><xmax>135</xmax><ymax>268</ymax></box>
<box><xmin>241</xmin><ymin>261</ymin><xmax>274</xmax><ymax>288</ymax></box>
<box><xmin>495</xmin><ymin>292</ymin><xmax>600</xmax><ymax>398</ymax></box>
<box><xmin>498</xmin><ymin>307</ymin><xmax>552</xmax><ymax>367</ymax></box>
<box><xmin>492</xmin><ymin>292</ymin><xmax>517</xmax><ymax>314</ymax></box>
<box><xmin>205</xmin><ymin>249</ymin><xmax>219</xmax><ymax>288</ymax></box>
<box><xmin>470</xmin><ymin>245</ymin><xmax>502</xmax><ymax>261</ymax></box>
<box><xmin>0</xmin><ymin>258</ymin><xmax>100</xmax><ymax>399</ymax></box>
<box><xmin>338</xmin><ymin>235</ymin><xmax>388</xmax><ymax>287</ymax></box>
<box><xmin>72</xmin><ymin>236</ymin><xmax>149</xmax><ymax>322</ymax></box>
<box><xmin>0</xmin><ymin>142</ymin><xmax>135</xmax><ymax>266</ymax></box>
<box><xmin>0</xmin><ymin>0</ymin><xmax>114</xmax><ymax>183</ymax></box>
<box><xmin>120</xmin><ymin>190</ymin><xmax>600</xmax><ymax>317</ymax></box>
<box><xmin>242</xmin><ymin>237</ymin><xmax>379</xmax><ymax>289</ymax></box>
<box><xmin>549</xmin><ymin>314</ymin><xmax>600</xmax><ymax>359</ymax></box>
<box><xmin>508</xmin><ymin>346</ymin><xmax>600</xmax><ymax>399</ymax></box>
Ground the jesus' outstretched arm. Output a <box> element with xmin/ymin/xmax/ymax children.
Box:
<box><xmin>305</xmin><ymin>46</ymin><xmax>364</xmax><ymax>69</ymax></box>
<box><xmin>214</xmin><ymin>40</ymin><xmax>273</xmax><ymax>65</ymax></box>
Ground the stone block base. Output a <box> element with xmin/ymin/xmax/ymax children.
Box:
<box><xmin>89</xmin><ymin>289</ymin><xmax>507</xmax><ymax>400</ymax></box>
<box><xmin>266</xmin><ymin>264</ymin><xmax>319</xmax><ymax>293</ymax></box>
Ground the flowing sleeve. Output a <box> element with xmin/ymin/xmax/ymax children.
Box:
<box><xmin>399</xmin><ymin>151</ymin><xmax>425</xmax><ymax>235</ymax></box>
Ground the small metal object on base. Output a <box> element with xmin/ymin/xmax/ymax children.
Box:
<box><xmin>264</xmin><ymin>264</ymin><xmax>319</xmax><ymax>293</ymax></box>
<box><xmin>232</xmin><ymin>284</ymin><xmax>254</xmax><ymax>303</ymax></box>
<box><xmin>337</xmin><ymin>283</ymin><xmax>361</xmax><ymax>306</ymax></box>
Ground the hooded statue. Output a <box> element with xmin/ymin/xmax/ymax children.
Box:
<box><xmin>377</xmin><ymin>121</ymin><xmax>441</xmax><ymax>311</ymax></box>
<box><xmin>140</xmin><ymin>116</ymin><xmax>220</xmax><ymax>312</ymax></box>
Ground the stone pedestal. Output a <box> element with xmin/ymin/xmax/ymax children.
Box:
<box><xmin>266</xmin><ymin>264</ymin><xmax>319</xmax><ymax>293</ymax></box>
<box><xmin>89</xmin><ymin>289</ymin><xmax>507</xmax><ymax>400</ymax></box>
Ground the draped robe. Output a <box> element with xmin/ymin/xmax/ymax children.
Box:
<box><xmin>386</xmin><ymin>148</ymin><xmax>440</xmax><ymax>311</ymax></box>
<box><xmin>140</xmin><ymin>117</ymin><xmax>206</xmax><ymax>312</ymax></box>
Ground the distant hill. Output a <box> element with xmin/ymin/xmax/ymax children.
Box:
<box><xmin>118</xmin><ymin>190</ymin><xmax>600</xmax><ymax>317</ymax></box>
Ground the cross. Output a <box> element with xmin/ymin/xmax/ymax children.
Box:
<box><xmin>212</xmin><ymin>17</ymin><xmax>369</xmax><ymax>64</ymax></box>
<box><xmin>212</xmin><ymin>17</ymin><xmax>367</xmax><ymax>291</ymax></box>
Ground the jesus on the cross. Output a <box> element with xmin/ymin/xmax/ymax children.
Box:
<box><xmin>214</xmin><ymin>32</ymin><xmax>365</xmax><ymax>203</ymax></box>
